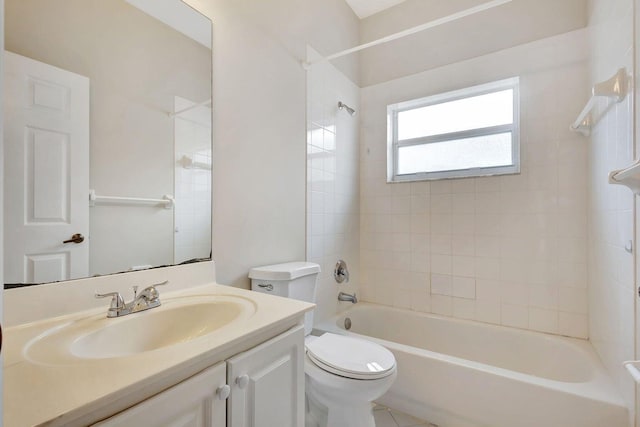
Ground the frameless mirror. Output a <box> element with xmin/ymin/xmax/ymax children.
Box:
<box><xmin>4</xmin><ymin>0</ymin><xmax>212</xmax><ymax>287</ymax></box>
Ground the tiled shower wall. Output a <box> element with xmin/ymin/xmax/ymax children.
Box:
<box><xmin>587</xmin><ymin>0</ymin><xmax>635</xmax><ymax>415</ymax></box>
<box><xmin>307</xmin><ymin>48</ymin><xmax>360</xmax><ymax>323</ymax></box>
<box><xmin>359</xmin><ymin>30</ymin><xmax>591</xmax><ymax>338</ymax></box>
<box><xmin>174</xmin><ymin>98</ymin><xmax>212</xmax><ymax>264</ymax></box>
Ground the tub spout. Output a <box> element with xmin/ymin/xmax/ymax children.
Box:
<box><xmin>338</xmin><ymin>291</ymin><xmax>357</xmax><ymax>304</ymax></box>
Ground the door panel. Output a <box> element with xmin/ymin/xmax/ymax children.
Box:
<box><xmin>4</xmin><ymin>50</ymin><xmax>89</xmax><ymax>283</ymax></box>
<box><xmin>28</xmin><ymin>127</ymin><xmax>70</xmax><ymax>222</ymax></box>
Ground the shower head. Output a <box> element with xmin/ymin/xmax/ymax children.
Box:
<box><xmin>338</xmin><ymin>101</ymin><xmax>356</xmax><ymax>117</ymax></box>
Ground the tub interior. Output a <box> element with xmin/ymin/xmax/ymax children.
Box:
<box><xmin>338</xmin><ymin>305</ymin><xmax>593</xmax><ymax>383</ymax></box>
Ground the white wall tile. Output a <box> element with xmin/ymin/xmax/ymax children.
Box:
<box><xmin>476</xmin><ymin>279</ymin><xmax>501</xmax><ymax>301</ymax></box>
<box><xmin>558</xmin><ymin>312</ymin><xmax>588</xmax><ymax>339</ymax></box>
<box><xmin>431</xmin><ymin>234</ymin><xmax>452</xmax><ymax>255</ymax></box>
<box><xmin>558</xmin><ymin>286</ymin><xmax>588</xmax><ymax>314</ymax></box>
<box><xmin>431</xmin><ymin>295</ymin><xmax>453</xmax><ymax>316</ymax></box>
<box><xmin>476</xmin><ymin>301</ymin><xmax>501</xmax><ymax>324</ymax></box>
<box><xmin>529</xmin><ymin>285</ymin><xmax>559</xmax><ymax>310</ymax></box>
<box><xmin>452</xmin><ymin>193</ymin><xmax>476</xmax><ymax>213</ymax></box>
<box><xmin>430</xmin><ymin>194</ymin><xmax>452</xmax><ymax>214</ymax></box>
<box><xmin>430</xmin><ymin>181</ymin><xmax>452</xmax><ymax>194</ymax></box>
<box><xmin>501</xmin><ymin>303</ymin><xmax>529</xmax><ymax>329</ymax></box>
<box><xmin>501</xmin><ymin>283</ymin><xmax>528</xmax><ymax>305</ymax></box>
<box><xmin>431</xmin><ymin>254</ymin><xmax>452</xmax><ymax>275</ymax></box>
<box><xmin>587</xmin><ymin>0</ymin><xmax>636</xmax><ymax>415</ymax></box>
<box><xmin>430</xmin><ymin>273</ymin><xmax>453</xmax><ymax>296</ymax></box>
<box><xmin>359</xmin><ymin>30</ymin><xmax>589</xmax><ymax>339</ymax></box>
<box><xmin>452</xmin><ymin>255</ymin><xmax>475</xmax><ymax>277</ymax></box>
<box><xmin>453</xmin><ymin>276</ymin><xmax>476</xmax><ymax>299</ymax></box>
<box><xmin>452</xmin><ymin>234</ymin><xmax>475</xmax><ymax>257</ymax></box>
<box><xmin>307</xmin><ymin>47</ymin><xmax>360</xmax><ymax>322</ymax></box>
<box><xmin>529</xmin><ymin>307</ymin><xmax>559</xmax><ymax>334</ymax></box>
<box><xmin>453</xmin><ymin>298</ymin><xmax>476</xmax><ymax>320</ymax></box>
<box><xmin>452</xmin><ymin>179</ymin><xmax>476</xmax><ymax>194</ymax></box>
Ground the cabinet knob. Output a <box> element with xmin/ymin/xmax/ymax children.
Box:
<box><xmin>216</xmin><ymin>384</ymin><xmax>231</xmax><ymax>400</ymax></box>
<box><xmin>236</xmin><ymin>374</ymin><xmax>250</xmax><ymax>389</ymax></box>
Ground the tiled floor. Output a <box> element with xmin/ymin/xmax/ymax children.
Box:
<box><xmin>373</xmin><ymin>405</ymin><xmax>438</xmax><ymax>427</ymax></box>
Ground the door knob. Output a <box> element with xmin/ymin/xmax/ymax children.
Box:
<box><xmin>63</xmin><ymin>233</ymin><xmax>85</xmax><ymax>244</ymax></box>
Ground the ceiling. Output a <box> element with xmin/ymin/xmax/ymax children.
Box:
<box><xmin>126</xmin><ymin>0</ymin><xmax>212</xmax><ymax>48</ymax></box>
<box><xmin>344</xmin><ymin>0</ymin><xmax>409</xmax><ymax>19</ymax></box>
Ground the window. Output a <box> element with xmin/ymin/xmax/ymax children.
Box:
<box><xmin>387</xmin><ymin>77</ymin><xmax>520</xmax><ymax>182</ymax></box>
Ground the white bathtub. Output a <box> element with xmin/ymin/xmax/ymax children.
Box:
<box><xmin>315</xmin><ymin>303</ymin><xmax>628</xmax><ymax>427</ymax></box>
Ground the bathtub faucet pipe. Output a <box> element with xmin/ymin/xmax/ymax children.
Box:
<box><xmin>338</xmin><ymin>291</ymin><xmax>357</xmax><ymax>304</ymax></box>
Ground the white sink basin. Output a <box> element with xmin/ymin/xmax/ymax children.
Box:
<box><xmin>24</xmin><ymin>295</ymin><xmax>256</xmax><ymax>364</ymax></box>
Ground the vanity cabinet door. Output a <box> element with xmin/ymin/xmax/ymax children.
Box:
<box><xmin>227</xmin><ymin>325</ymin><xmax>305</xmax><ymax>427</ymax></box>
<box><xmin>92</xmin><ymin>362</ymin><xmax>228</xmax><ymax>427</ymax></box>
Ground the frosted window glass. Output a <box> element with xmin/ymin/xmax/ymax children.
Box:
<box><xmin>397</xmin><ymin>133</ymin><xmax>513</xmax><ymax>175</ymax></box>
<box><xmin>397</xmin><ymin>90</ymin><xmax>513</xmax><ymax>141</ymax></box>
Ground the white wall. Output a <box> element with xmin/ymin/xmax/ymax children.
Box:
<box><xmin>587</xmin><ymin>0</ymin><xmax>636</xmax><ymax>420</ymax></box>
<box><xmin>307</xmin><ymin>47</ymin><xmax>360</xmax><ymax>323</ymax></box>
<box><xmin>359</xmin><ymin>30</ymin><xmax>590</xmax><ymax>338</ymax></box>
<box><xmin>359</xmin><ymin>0</ymin><xmax>587</xmax><ymax>87</ymax></box>
<box><xmin>185</xmin><ymin>0</ymin><xmax>360</xmax><ymax>288</ymax></box>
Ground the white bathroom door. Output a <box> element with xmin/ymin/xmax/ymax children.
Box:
<box><xmin>3</xmin><ymin>51</ymin><xmax>90</xmax><ymax>284</ymax></box>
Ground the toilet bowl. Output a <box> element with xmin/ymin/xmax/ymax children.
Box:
<box><xmin>249</xmin><ymin>262</ymin><xmax>397</xmax><ymax>427</ymax></box>
<box><xmin>304</xmin><ymin>333</ymin><xmax>397</xmax><ymax>427</ymax></box>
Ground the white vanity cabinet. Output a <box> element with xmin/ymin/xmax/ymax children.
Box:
<box><xmin>227</xmin><ymin>324</ymin><xmax>305</xmax><ymax>427</ymax></box>
<box><xmin>92</xmin><ymin>362</ymin><xmax>228</xmax><ymax>427</ymax></box>
<box><xmin>92</xmin><ymin>325</ymin><xmax>304</xmax><ymax>427</ymax></box>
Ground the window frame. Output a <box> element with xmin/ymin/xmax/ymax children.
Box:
<box><xmin>387</xmin><ymin>77</ymin><xmax>521</xmax><ymax>182</ymax></box>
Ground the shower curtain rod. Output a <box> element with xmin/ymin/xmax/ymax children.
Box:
<box><xmin>302</xmin><ymin>0</ymin><xmax>513</xmax><ymax>69</ymax></box>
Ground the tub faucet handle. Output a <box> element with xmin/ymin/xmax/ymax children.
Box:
<box><xmin>334</xmin><ymin>260</ymin><xmax>349</xmax><ymax>283</ymax></box>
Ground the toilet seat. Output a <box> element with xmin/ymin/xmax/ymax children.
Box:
<box><xmin>306</xmin><ymin>333</ymin><xmax>396</xmax><ymax>380</ymax></box>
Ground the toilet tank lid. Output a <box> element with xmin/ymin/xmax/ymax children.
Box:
<box><xmin>249</xmin><ymin>262</ymin><xmax>321</xmax><ymax>281</ymax></box>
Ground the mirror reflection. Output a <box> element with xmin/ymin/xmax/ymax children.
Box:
<box><xmin>4</xmin><ymin>0</ymin><xmax>213</xmax><ymax>287</ymax></box>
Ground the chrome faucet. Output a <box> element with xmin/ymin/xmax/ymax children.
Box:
<box><xmin>338</xmin><ymin>291</ymin><xmax>357</xmax><ymax>304</ymax></box>
<box><xmin>95</xmin><ymin>280</ymin><xmax>168</xmax><ymax>318</ymax></box>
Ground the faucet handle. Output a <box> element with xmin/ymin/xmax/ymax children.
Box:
<box><xmin>334</xmin><ymin>260</ymin><xmax>350</xmax><ymax>284</ymax></box>
<box><xmin>139</xmin><ymin>280</ymin><xmax>168</xmax><ymax>290</ymax></box>
<box><xmin>137</xmin><ymin>280</ymin><xmax>169</xmax><ymax>302</ymax></box>
<box><xmin>95</xmin><ymin>291</ymin><xmax>125</xmax><ymax>309</ymax></box>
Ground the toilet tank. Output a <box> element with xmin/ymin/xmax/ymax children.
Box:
<box><xmin>249</xmin><ymin>262</ymin><xmax>320</xmax><ymax>335</ymax></box>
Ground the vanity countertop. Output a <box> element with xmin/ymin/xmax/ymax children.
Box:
<box><xmin>4</xmin><ymin>283</ymin><xmax>313</xmax><ymax>427</ymax></box>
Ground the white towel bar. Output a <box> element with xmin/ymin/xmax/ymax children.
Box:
<box><xmin>89</xmin><ymin>189</ymin><xmax>174</xmax><ymax>209</ymax></box>
<box><xmin>178</xmin><ymin>155</ymin><xmax>211</xmax><ymax>170</ymax></box>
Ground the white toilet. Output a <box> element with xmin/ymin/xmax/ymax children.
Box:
<box><xmin>249</xmin><ymin>262</ymin><xmax>397</xmax><ymax>427</ymax></box>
